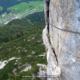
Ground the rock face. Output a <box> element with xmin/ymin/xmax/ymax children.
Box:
<box><xmin>43</xmin><ymin>0</ymin><xmax>80</xmax><ymax>80</ymax></box>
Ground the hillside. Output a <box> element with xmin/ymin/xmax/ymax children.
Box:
<box><xmin>0</xmin><ymin>12</ymin><xmax>46</xmax><ymax>80</ymax></box>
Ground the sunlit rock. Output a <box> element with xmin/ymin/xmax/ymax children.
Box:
<box><xmin>43</xmin><ymin>0</ymin><xmax>80</xmax><ymax>80</ymax></box>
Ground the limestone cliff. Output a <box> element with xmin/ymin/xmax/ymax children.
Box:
<box><xmin>43</xmin><ymin>0</ymin><xmax>80</xmax><ymax>80</ymax></box>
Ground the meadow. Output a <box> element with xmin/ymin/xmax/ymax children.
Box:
<box><xmin>0</xmin><ymin>0</ymin><xmax>44</xmax><ymax>25</ymax></box>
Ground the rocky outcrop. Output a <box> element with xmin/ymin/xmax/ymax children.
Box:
<box><xmin>43</xmin><ymin>0</ymin><xmax>80</xmax><ymax>80</ymax></box>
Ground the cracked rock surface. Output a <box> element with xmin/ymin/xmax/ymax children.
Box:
<box><xmin>43</xmin><ymin>0</ymin><xmax>80</xmax><ymax>80</ymax></box>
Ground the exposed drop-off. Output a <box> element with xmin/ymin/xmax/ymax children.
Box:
<box><xmin>43</xmin><ymin>0</ymin><xmax>80</xmax><ymax>80</ymax></box>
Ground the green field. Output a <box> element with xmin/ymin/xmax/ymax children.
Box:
<box><xmin>8</xmin><ymin>1</ymin><xmax>43</xmax><ymax>13</ymax></box>
<box><xmin>0</xmin><ymin>12</ymin><xmax>46</xmax><ymax>80</ymax></box>
<box><xmin>0</xmin><ymin>6</ymin><xmax>3</xmax><ymax>11</ymax></box>
<box><xmin>0</xmin><ymin>1</ymin><xmax>44</xmax><ymax>25</ymax></box>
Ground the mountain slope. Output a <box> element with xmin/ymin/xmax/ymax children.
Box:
<box><xmin>0</xmin><ymin>12</ymin><xmax>46</xmax><ymax>80</ymax></box>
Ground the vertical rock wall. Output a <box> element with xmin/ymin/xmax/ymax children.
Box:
<box><xmin>43</xmin><ymin>0</ymin><xmax>80</xmax><ymax>80</ymax></box>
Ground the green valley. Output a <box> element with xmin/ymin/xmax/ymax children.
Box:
<box><xmin>0</xmin><ymin>12</ymin><xmax>46</xmax><ymax>80</ymax></box>
<box><xmin>0</xmin><ymin>0</ymin><xmax>44</xmax><ymax>25</ymax></box>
